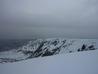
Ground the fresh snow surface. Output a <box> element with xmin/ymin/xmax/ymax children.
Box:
<box><xmin>0</xmin><ymin>50</ymin><xmax>98</xmax><ymax>74</ymax></box>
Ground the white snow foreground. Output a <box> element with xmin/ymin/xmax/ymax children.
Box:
<box><xmin>0</xmin><ymin>50</ymin><xmax>98</xmax><ymax>74</ymax></box>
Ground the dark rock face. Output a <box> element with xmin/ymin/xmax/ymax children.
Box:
<box><xmin>69</xmin><ymin>51</ymin><xmax>72</xmax><ymax>53</ymax></box>
<box><xmin>88</xmin><ymin>45</ymin><xmax>95</xmax><ymax>50</ymax></box>
<box><xmin>16</xmin><ymin>39</ymin><xmax>97</xmax><ymax>60</ymax></box>
<box><xmin>51</xmin><ymin>41</ymin><xmax>58</xmax><ymax>46</ymax></box>
<box><xmin>20</xmin><ymin>39</ymin><xmax>66</xmax><ymax>59</ymax></box>
<box><xmin>77</xmin><ymin>44</ymin><xmax>96</xmax><ymax>52</ymax></box>
<box><xmin>42</xmin><ymin>50</ymin><xmax>54</xmax><ymax>57</ymax></box>
<box><xmin>81</xmin><ymin>44</ymin><xmax>86</xmax><ymax>51</ymax></box>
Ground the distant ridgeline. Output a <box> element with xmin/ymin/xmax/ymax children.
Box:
<box><xmin>0</xmin><ymin>39</ymin><xmax>33</xmax><ymax>52</ymax></box>
<box><xmin>0</xmin><ymin>38</ymin><xmax>98</xmax><ymax>63</ymax></box>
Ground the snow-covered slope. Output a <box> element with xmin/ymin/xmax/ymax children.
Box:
<box><xmin>0</xmin><ymin>39</ymin><xmax>98</xmax><ymax>63</ymax></box>
<box><xmin>0</xmin><ymin>50</ymin><xmax>98</xmax><ymax>74</ymax></box>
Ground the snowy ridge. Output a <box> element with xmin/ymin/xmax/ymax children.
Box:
<box><xmin>0</xmin><ymin>38</ymin><xmax>98</xmax><ymax>63</ymax></box>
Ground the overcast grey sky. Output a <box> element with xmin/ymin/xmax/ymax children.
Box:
<box><xmin>0</xmin><ymin>0</ymin><xmax>98</xmax><ymax>39</ymax></box>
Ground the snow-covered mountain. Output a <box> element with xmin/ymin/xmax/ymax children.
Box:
<box><xmin>0</xmin><ymin>38</ymin><xmax>98</xmax><ymax>63</ymax></box>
